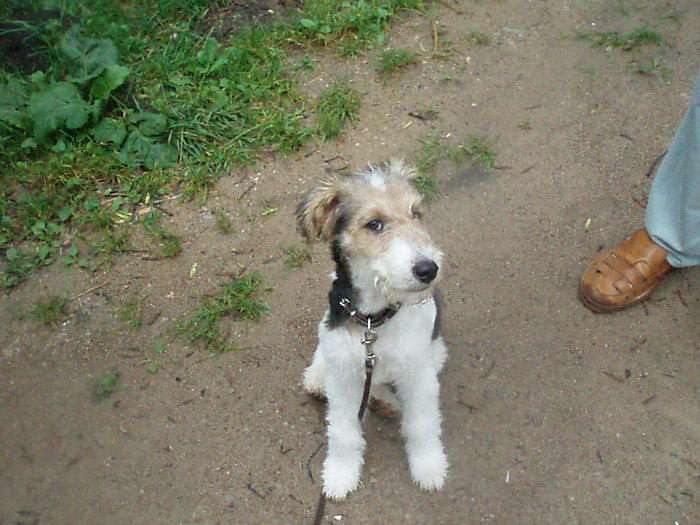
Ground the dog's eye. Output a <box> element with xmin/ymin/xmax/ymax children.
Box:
<box><xmin>412</xmin><ymin>209</ymin><xmax>422</xmax><ymax>220</ymax></box>
<box><xmin>365</xmin><ymin>219</ymin><xmax>384</xmax><ymax>232</ymax></box>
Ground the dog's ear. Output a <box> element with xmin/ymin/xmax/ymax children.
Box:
<box><xmin>296</xmin><ymin>176</ymin><xmax>343</xmax><ymax>242</ymax></box>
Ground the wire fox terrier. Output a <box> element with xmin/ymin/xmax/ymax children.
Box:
<box><xmin>297</xmin><ymin>159</ymin><xmax>448</xmax><ymax>500</ymax></box>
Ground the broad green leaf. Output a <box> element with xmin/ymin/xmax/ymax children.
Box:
<box><xmin>0</xmin><ymin>78</ymin><xmax>28</xmax><ymax>129</ymax></box>
<box><xmin>57</xmin><ymin>207</ymin><xmax>74</xmax><ymax>222</ymax></box>
<box><xmin>91</xmin><ymin>118</ymin><xmax>127</xmax><ymax>145</ymax></box>
<box><xmin>117</xmin><ymin>129</ymin><xmax>178</xmax><ymax>170</ymax></box>
<box><xmin>29</xmin><ymin>71</ymin><xmax>45</xmax><ymax>84</ymax></box>
<box><xmin>27</xmin><ymin>82</ymin><xmax>96</xmax><ymax>144</ymax></box>
<box><xmin>21</xmin><ymin>137</ymin><xmax>37</xmax><ymax>149</ymax></box>
<box><xmin>51</xmin><ymin>139</ymin><xmax>67</xmax><ymax>152</ymax></box>
<box><xmin>130</xmin><ymin>112</ymin><xmax>167</xmax><ymax>136</ymax></box>
<box><xmin>61</xmin><ymin>25</ymin><xmax>118</xmax><ymax>83</ymax></box>
<box><xmin>38</xmin><ymin>244</ymin><xmax>51</xmax><ymax>260</ymax></box>
<box><xmin>90</xmin><ymin>64</ymin><xmax>131</xmax><ymax>100</ymax></box>
<box><xmin>31</xmin><ymin>220</ymin><xmax>46</xmax><ymax>236</ymax></box>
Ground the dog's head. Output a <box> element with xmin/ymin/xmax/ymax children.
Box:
<box><xmin>297</xmin><ymin>159</ymin><xmax>443</xmax><ymax>305</ymax></box>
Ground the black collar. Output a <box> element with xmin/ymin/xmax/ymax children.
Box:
<box><xmin>338</xmin><ymin>297</ymin><xmax>401</xmax><ymax>328</ymax></box>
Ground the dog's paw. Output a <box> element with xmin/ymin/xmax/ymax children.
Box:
<box><xmin>303</xmin><ymin>365</ymin><xmax>325</xmax><ymax>397</ymax></box>
<box><xmin>409</xmin><ymin>448</ymin><xmax>448</xmax><ymax>491</ymax></box>
<box><xmin>306</xmin><ymin>390</ymin><xmax>327</xmax><ymax>402</ymax></box>
<box><xmin>322</xmin><ymin>457</ymin><xmax>362</xmax><ymax>500</ymax></box>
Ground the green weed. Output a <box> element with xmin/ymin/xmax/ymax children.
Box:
<box><xmin>293</xmin><ymin>0</ymin><xmax>425</xmax><ymax>56</ymax></box>
<box><xmin>152</xmin><ymin>229</ymin><xmax>182</xmax><ymax>258</ymax></box>
<box><xmin>411</xmin><ymin>106</ymin><xmax>439</xmax><ymax>120</ymax></box>
<box><xmin>216</xmin><ymin>210</ymin><xmax>233</xmax><ymax>234</ymax></box>
<box><xmin>293</xmin><ymin>56</ymin><xmax>317</xmax><ymax>72</ymax></box>
<box><xmin>631</xmin><ymin>57</ymin><xmax>672</xmax><ymax>78</ymax></box>
<box><xmin>578</xmin><ymin>26</ymin><xmax>662</xmax><ymax>51</ymax></box>
<box><xmin>119</xmin><ymin>295</ymin><xmax>145</xmax><ymax>330</ymax></box>
<box><xmin>315</xmin><ymin>83</ymin><xmax>362</xmax><ymax>140</ymax></box>
<box><xmin>466</xmin><ymin>31</ymin><xmax>490</xmax><ymax>45</ymax></box>
<box><xmin>415</xmin><ymin>135</ymin><xmax>455</xmax><ymax>173</ymax></box>
<box><xmin>176</xmin><ymin>274</ymin><xmax>270</xmax><ymax>353</ymax></box>
<box><xmin>284</xmin><ymin>246</ymin><xmax>312</xmax><ymax>268</ymax></box>
<box><xmin>377</xmin><ymin>48</ymin><xmax>417</xmax><ymax>73</ymax></box>
<box><xmin>463</xmin><ymin>135</ymin><xmax>496</xmax><ymax>172</ymax></box>
<box><xmin>412</xmin><ymin>175</ymin><xmax>439</xmax><ymax>202</ymax></box>
<box><xmin>29</xmin><ymin>295</ymin><xmax>68</xmax><ymax>326</ymax></box>
<box><xmin>518</xmin><ymin>120</ymin><xmax>532</xmax><ymax>131</ymax></box>
<box><xmin>414</xmin><ymin>133</ymin><xmax>496</xmax><ymax>181</ymax></box>
<box><xmin>92</xmin><ymin>374</ymin><xmax>119</xmax><ymax>401</ymax></box>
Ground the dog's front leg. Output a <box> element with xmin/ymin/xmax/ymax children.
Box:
<box><xmin>322</xmin><ymin>362</ymin><xmax>366</xmax><ymax>500</ymax></box>
<box><xmin>396</xmin><ymin>368</ymin><xmax>448</xmax><ymax>491</ymax></box>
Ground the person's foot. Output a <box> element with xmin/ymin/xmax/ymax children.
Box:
<box><xmin>579</xmin><ymin>228</ymin><xmax>673</xmax><ymax>313</ymax></box>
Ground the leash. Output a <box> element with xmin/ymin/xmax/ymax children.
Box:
<box><xmin>311</xmin><ymin>298</ymin><xmax>397</xmax><ymax>525</ymax></box>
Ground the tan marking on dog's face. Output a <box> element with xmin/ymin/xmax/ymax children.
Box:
<box><xmin>337</xmin><ymin>176</ymin><xmax>430</xmax><ymax>260</ymax></box>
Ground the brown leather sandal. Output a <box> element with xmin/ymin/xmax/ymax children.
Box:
<box><xmin>579</xmin><ymin>229</ymin><xmax>673</xmax><ymax>313</ymax></box>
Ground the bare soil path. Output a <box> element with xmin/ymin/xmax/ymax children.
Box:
<box><xmin>2</xmin><ymin>1</ymin><xmax>699</xmax><ymax>524</ymax></box>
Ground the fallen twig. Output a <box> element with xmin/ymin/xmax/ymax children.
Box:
<box><xmin>602</xmin><ymin>369</ymin><xmax>625</xmax><ymax>383</ymax></box>
<box><xmin>70</xmin><ymin>282</ymin><xmax>108</xmax><ymax>302</ymax></box>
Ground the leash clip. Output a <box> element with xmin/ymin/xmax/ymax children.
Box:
<box><xmin>361</xmin><ymin>317</ymin><xmax>377</xmax><ymax>369</ymax></box>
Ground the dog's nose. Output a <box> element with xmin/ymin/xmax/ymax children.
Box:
<box><xmin>413</xmin><ymin>259</ymin><xmax>439</xmax><ymax>283</ymax></box>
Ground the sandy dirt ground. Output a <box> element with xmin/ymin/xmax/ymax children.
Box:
<box><xmin>2</xmin><ymin>1</ymin><xmax>699</xmax><ymax>524</ymax></box>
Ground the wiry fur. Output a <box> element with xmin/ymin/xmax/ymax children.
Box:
<box><xmin>297</xmin><ymin>159</ymin><xmax>449</xmax><ymax>500</ymax></box>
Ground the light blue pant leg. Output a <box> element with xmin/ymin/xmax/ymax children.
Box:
<box><xmin>645</xmin><ymin>69</ymin><xmax>700</xmax><ymax>268</ymax></box>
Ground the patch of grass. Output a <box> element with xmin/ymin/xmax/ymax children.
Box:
<box><xmin>176</xmin><ymin>274</ymin><xmax>270</xmax><ymax>354</ymax></box>
<box><xmin>517</xmin><ymin>120</ymin><xmax>532</xmax><ymax>131</ymax></box>
<box><xmin>377</xmin><ymin>48</ymin><xmax>417</xmax><ymax>73</ymax></box>
<box><xmin>466</xmin><ymin>31</ymin><xmax>490</xmax><ymax>45</ymax></box>
<box><xmin>412</xmin><ymin>175</ymin><xmax>439</xmax><ymax>201</ymax></box>
<box><xmin>293</xmin><ymin>55</ymin><xmax>317</xmax><ymax>72</ymax></box>
<box><xmin>430</xmin><ymin>21</ymin><xmax>453</xmax><ymax>59</ymax></box>
<box><xmin>119</xmin><ymin>295</ymin><xmax>145</xmax><ymax>330</ymax></box>
<box><xmin>293</xmin><ymin>0</ymin><xmax>426</xmax><ymax>57</ymax></box>
<box><xmin>92</xmin><ymin>374</ymin><xmax>119</xmax><ymax>401</ymax></box>
<box><xmin>152</xmin><ymin>228</ymin><xmax>182</xmax><ymax>258</ymax></box>
<box><xmin>216</xmin><ymin>210</ymin><xmax>233</xmax><ymax>234</ymax></box>
<box><xmin>415</xmin><ymin>135</ymin><xmax>452</xmax><ymax>173</ymax></box>
<box><xmin>29</xmin><ymin>295</ymin><xmax>68</xmax><ymax>326</ymax></box>
<box><xmin>578</xmin><ymin>26</ymin><xmax>662</xmax><ymax>51</ymax></box>
<box><xmin>631</xmin><ymin>57</ymin><xmax>672</xmax><ymax>79</ymax></box>
<box><xmin>315</xmin><ymin>83</ymin><xmax>362</xmax><ymax>140</ymax></box>
<box><xmin>411</xmin><ymin>106</ymin><xmax>439</xmax><ymax>120</ymax></box>
<box><xmin>656</xmin><ymin>11</ymin><xmax>685</xmax><ymax>25</ymax></box>
<box><xmin>284</xmin><ymin>246</ymin><xmax>312</xmax><ymax>268</ymax></box>
<box><xmin>1</xmin><ymin>0</ymin><xmax>422</xmax><ymax>287</ymax></box>
<box><xmin>414</xmin><ymin>133</ymin><xmax>497</xmax><ymax>181</ymax></box>
<box><xmin>463</xmin><ymin>135</ymin><xmax>496</xmax><ymax>172</ymax></box>
<box><xmin>92</xmin><ymin>230</ymin><xmax>131</xmax><ymax>255</ymax></box>
<box><xmin>2</xmin><ymin>248</ymin><xmax>38</xmax><ymax>288</ymax></box>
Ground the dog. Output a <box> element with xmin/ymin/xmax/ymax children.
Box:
<box><xmin>297</xmin><ymin>159</ymin><xmax>448</xmax><ymax>500</ymax></box>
